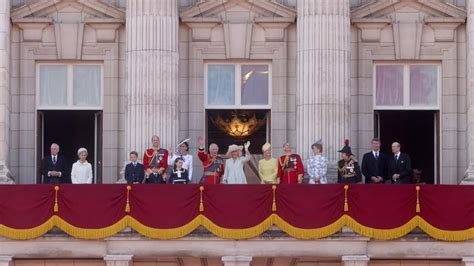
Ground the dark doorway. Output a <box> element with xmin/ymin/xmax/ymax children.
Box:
<box><xmin>375</xmin><ymin>110</ymin><xmax>439</xmax><ymax>184</ymax></box>
<box><xmin>36</xmin><ymin>110</ymin><xmax>102</xmax><ymax>184</ymax></box>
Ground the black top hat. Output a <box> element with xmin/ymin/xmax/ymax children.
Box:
<box><xmin>338</xmin><ymin>139</ymin><xmax>354</xmax><ymax>156</ymax></box>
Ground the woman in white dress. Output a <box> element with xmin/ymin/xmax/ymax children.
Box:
<box><xmin>167</xmin><ymin>139</ymin><xmax>193</xmax><ymax>182</ymax></box>
<box><xmin>71</xmin><ymin>147</ymin><xmax>93</xmax><ymax>184</ymax></box>
<box><xmin>222</xmin><ymin>142</ymin><xmax>251</xmax><ymax>184</ymax></box>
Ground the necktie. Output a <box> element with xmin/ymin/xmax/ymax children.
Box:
<box><xmin>375</xmin><ymin>152</ymin><xmax>378</xmax><ymax>160</ymax></box>
<box><xmin>53</xmin><ymin>156</ymin><xmax>57</xmax><ymax>164</ymax></box>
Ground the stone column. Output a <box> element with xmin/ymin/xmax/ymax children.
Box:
<box><xmin>296</xmin><ymin>0</ymin><xmax>351</xmax><ymax>164</ymax></box>
<box><xmin>104</xmin><ymin>255</ymin><xmax>133</xmax><ymax>266</ymax></box>
<box><xmin>464</xmin><ymin>0</ymin><xmax>474</xmax><ymax>184</ymax></box>
<box><xmin>0</xmin><ymin>256</ymin><xmax>13</xmax><ymax>266</ymax></box>
<box><xmin>0</xmin><ymin>0</ymin><xmax>12</xmax><ymax>184</ymax></box>
<box><xmin>221</xmin><ymin>256</ymin><xmax>252</xmax><ymax>266</ymax></box>
<box><xmin>342</xmin><ymin>255</ymin><xmax>369</xmax><ymax>266</ymax></box>
<box><xmin>125</xmin><ymin>0</ymin><xmax>179</xmax><ymax>157</ymax></box>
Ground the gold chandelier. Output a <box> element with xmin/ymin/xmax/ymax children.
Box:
<box><xmin>210</xmin><ymin>110</ymin><xmax>266</xmax><ymax>138</ymax></box>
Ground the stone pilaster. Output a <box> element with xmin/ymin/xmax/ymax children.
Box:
<box><xmin>0</xmin><ymin>0</ymin><xmax>13</xmax><ymax>184</ymax></box>
<box><xmin>125</xmin><ymin>0</ymin><xmax>179</xmax><ymax>158</ymax></box>
<box><xmin>104</xmin><ymin>255</ymin><xmax>133</xmax><ymax>266</ymax></box>
<box><xmin>341</xmin><ymin>255</ymin><xmax>369</xmax><ymax>266</ymax></box>
<box><xmin>296</xmin><ymin>0</ymin><xmax>351</xmax><ymax>165</ymax></box>
<box><xmin>0</xmin><ymin>256</ymin><xmax>13</xmax><ymax>266</ymax></box>
<box><xmin>221</xmin><ymin>256</ymin><xmax>252</xmax><ymax>266</ymax></box>
<box><xmin>464</xmin><ymin>0</ymin><xmax>474</xmax><ymax>184</ymax></box>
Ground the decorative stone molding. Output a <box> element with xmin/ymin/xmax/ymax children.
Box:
<box><xmin>85</xmin><ymin>18</ymin><xmax>123</xmax><ymax>43</ymax></box>
<box><xmin>352</xmin><ymin>18</ymin><xmax>390</xmax><ymax>43</ymax></box>
<box><xmin>180</xmin><ymin>0</ymin><xmax>295</xmax><ymax>59</ymax></box>
<box><xmin>426</xmin><ymin>17</ymin><xmax>465</xmax><ymax>42</ymax></box>
<box><xmin>12</xmin><ymin>18</ymin><xmax>52</xmax><ymax>42</ymax></box>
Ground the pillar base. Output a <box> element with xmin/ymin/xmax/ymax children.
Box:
<box><xmin>104</xmin><ymin>255</ymin><xmax>133</xmax><ymax>266</ymax></box>
<box><xmin>0</xmin><ymin>256</ymin><xmax>13</xmax><ymax>266</ymax></box>
<box><xmin>222</xmin><ymin>256</ymin><xmax>252</xmax><ymax>266</ymax></box>
<box><xmin>461</xmin><ymin>166</ymin><xmax>474</xmax><ymax>184</ymax></box>
<box><xmin>342</xmin><ymin>255</ymin><xmax>370</xmax><ymax>266</ymax></box>
<box><xmin>463</xmin><ymin>257</ymin><xmax>474</xmax><ymax>266</ymax></box>
<box><xmin>0</xmin><ymin>161</ymin><xmax>14</xmax><ymax>184</ymax></box>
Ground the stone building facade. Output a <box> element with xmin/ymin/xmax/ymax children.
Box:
<box><xmin>2</xmin><ymin>0</ymin><xmax>474</xmax><ymax>265</ymax></box>
<box><xmin>0</xmin><ymin>0</ymin><xmax>473</xmax><ymax>185</ymax></box>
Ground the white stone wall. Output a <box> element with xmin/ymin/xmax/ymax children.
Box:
<box><xmin>8</xmin><ymin>1</ymin><xmax>124</xmax><ymax>183</ymax></box>
<box><xmin>351</xmin><ymin>0</ymin><xmax>467</xmax><ymax>184</ymax></box>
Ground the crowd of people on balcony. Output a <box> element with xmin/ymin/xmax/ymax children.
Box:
<box><xmin>39</xmin><ymin>135</ymin><xmax>417</xmax><ymax>185</ymax></box>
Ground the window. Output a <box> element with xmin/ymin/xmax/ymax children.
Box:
<box><xmin>206</xmin><ymin>63</ymin><xmax>271</xmax><ymax>109</ymax></box>
<box><xmin>37</xmin><ymin>63</ymin><xmax>103</xmax><ymax>109</ymax></box>
<box><xmin>374</xmin><ymin>63</ymin><xmax>440</xmax><ymax>109</ymax></box>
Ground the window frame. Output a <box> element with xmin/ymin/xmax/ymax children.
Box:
<box><xmin>36</xmin><ymin>62</ymin><xmax>104</xmax><ymax>110</ymax></box>
<box><xmin>373</xmin><ymin>62</ymin><xmax>441</xmax><ymax>110</ymax></box>
<box><xmin>204</xmin><ymin>61</ymin><xmax>272</xmax><ymax>109</ymax></box>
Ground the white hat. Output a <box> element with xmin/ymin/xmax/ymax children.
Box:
<box><xmin>77</xmin><ymin>147</ymin><xmax>88</xmax><ymax>156</ymax></box>
<box><xmin>226</xmin><ymin>144</ymin><xmax>243</xmax><ymax>157</ymax></box>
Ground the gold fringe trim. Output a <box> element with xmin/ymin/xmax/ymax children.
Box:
<box><xmin>346</xmin><ymin>215</ymin><xmax>418</xmax><ymax>240</ymax></box>
<box><xmin>274</xmin><ymin>215</ymin><xmax>346</xmax><ymax>239</ymax></box>
<box><xmin>199</xmin><ymin>186</ymin><xmax>204</xmax><ymax>212</ymax></box>
<box><xmin>125</xmin><ymin>185</ymin><xmax>131</xmax><ymax>213</ymax></box>
<box><xmin>129</xmin><ymin>215</ymin><xmax>202</xmax><ymax>239</ymax></box>
<box><xmin>201</xmin><ymin>215</ymin><xmax>274</xmax><ymax>239</ymax></box>
<box><xmin>54</xmin><ymin>216</ymin><xmax>128</xmax><ymax>239</ymax></box>
<box><xmin>416</xmin><ymin>186</ymin><xmax>421</xmax><ymax>213</ymax></box>
<box><xmin>0</xmin><ymin>217</ymin><xmax>55</xmax><ymax>240</ymax></box>
<box><xmin>417</xmin><ymin>216</ymin><xmax>474</xmax><ymax>241</ymax></box>
<box><xmin>54</xmin><ymin>186</ymin><xmax>59</xmax><ymax>213</ymax></box>
<box><xmin>272</xmin><ymin>185</ymin><xmax>277</xmax><ymax>212</ymax></box>
<box><xmin>344</xmin><ymin>185</ymin><xmax>349</xmax><ymax>212</ymax></box>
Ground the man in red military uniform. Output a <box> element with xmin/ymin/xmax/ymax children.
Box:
<box><xmin>278</xmin><ymin>143</ymin><xmax>304</xmax><ymax>184</ymax></box>
<box><xmin>143</xmin><ymin>135</ymin><xmax>169</xmax><ymax>183</ymax></box>
<box><xmin>197</xmin><ymin>136</ymin><xmax>224</xmax><ymax>184</ymax></box>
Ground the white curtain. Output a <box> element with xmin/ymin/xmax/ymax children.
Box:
<box><xmin>375</xmin><ymin>65</ymin><xmax>404</xmax><ymax>106</ymax></box>
<box><xmin>39</xmin><ymin>65</ymin><xmax>67</xmax><ymax>106</ymax></box>
<box><xmin>73</xmin><ymin>65</ymin><xmax>101</xmax><ymax>106</ymax></box>
<box><xmin>410</xmin><ymin>65</ymin><xmax>437</xmax><ymax>106</ymax></box>
<box><xmin>208</xmin><ymin>65</ymin><xmax>235</xmax><ymax>105</ymax></box>
<box><xmin>241</xmin><ymin>65</ymin><xmax>269</xmax><ymax>105</ymax></box>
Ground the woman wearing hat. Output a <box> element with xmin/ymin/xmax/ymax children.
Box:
<box><xmin>337</xmin><ymin>140</ymin><xmax>362</xmax><ymax>184</ymax></box>
<box><xmin>71</xmin><ymin>147</ymin><xmax>93</xmax><ymax>184</ymax></box>
<box><xmin>222</xmin><ymin>141</ymin><xmax>251</xmax><ymax>184</ymax></box>
<box><xmin>167</xmin><ymin>138</ymin><xmax>193</xmax><ymax>182</ymax></box>
<box><xmin>258</xmin><ymin>143</ymin><xmax>278</xmax><ymax>184</ymax></box>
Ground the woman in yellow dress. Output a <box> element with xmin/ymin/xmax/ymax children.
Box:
<box><xmin>258</xmin><ymin>143</ymin><xmax>279</xmax><ymax>184</ymax></box>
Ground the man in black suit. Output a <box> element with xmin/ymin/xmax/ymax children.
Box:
<box><xmin>388</xmin><ymin>142</ymin><xmax>412</xmax><ymax>184</ymax></box>
<box><xmin>362</xmin><ymin>138</ymin><xmax>388</xmax><ymax>184</ymax></box>
<box><xmin>40</xmin><ymin>143</ymin><xmax>69</xmax><ymax>184</ymax></box>
<box><xmin>125</xmin><ymin>151</ymin><xmax>145</xmax><ymax>184</ymax></box>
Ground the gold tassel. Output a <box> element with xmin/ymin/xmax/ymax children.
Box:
<box><xmin>54</xmin><ymin>186</ymin><xmax>59</xmax><ymax>213</ymax></box>
<box><xmin>344</xmin><ymin>185</ymin><xmax>349</xmax><ymax>212</ymax></box>
<box><xmin>125</xmin><ymin>185</ymin><xmax>131</xmax><ymax>213</ymax></box>
<box><xmin>199</xmin><ymin>186</ymin><xmax>204</xmax><ymax>212</ymax></box>
<box><xmin>416</xmin><ymin>186</ymin><xmax>421</xmax><ymax>213</ymax></box>
<box><xmin>272</xmin><ymin>185</ymin><xmax>277</xmax><ymax>212</ymax></box>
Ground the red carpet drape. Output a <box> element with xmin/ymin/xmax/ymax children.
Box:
<box><xmin>0</xmin><ymin>184</ymin><xmax>473</xmax><ymax>241</ymax></box>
